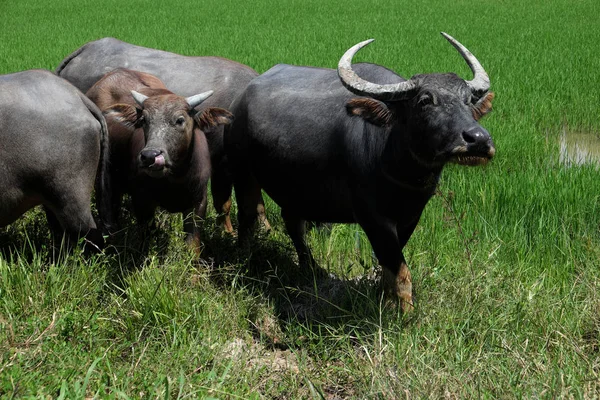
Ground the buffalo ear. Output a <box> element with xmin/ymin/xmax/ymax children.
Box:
<box><xmin>103</xmin><ymin>104</ymin><xmax>143</xmax><ymax>128</ymax></box>
<box><xmin>194</xmin><ymin>107</ymin><xmax>234</xmax><ymax>133</ymax></box>
<box><xmin>471</xmin><ymin>91</ymin><xmax>495</xmax><ymax>121</ymax></box>
<box><xmin>346</xmin><ymin>98</ymin><xmax>393</xmax><ymax>126</ymax></box>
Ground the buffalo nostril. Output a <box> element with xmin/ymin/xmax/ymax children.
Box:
<box><xmin>462</xmin><ymin>126</ymin><xmax>491</xmax><ymax>145</ymax></box>
<box><xmin>140</xmin><ymin>150</ymin><xmax>161</xmax><ymax>166</ymax></box>
<box><xmin>462</xmin><ymin>130</ymin><xmax>478</xmax><ymax>144</ymax></box>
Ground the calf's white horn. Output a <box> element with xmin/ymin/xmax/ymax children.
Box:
<box><xmin>131</xmin><ymin>90</ymin><xmax>149</xmax><ymax>107</ymax></box>
<box><xmin>186</xmin><ymin>90</ymin><xmax>214</xmax><ymax>109</ymax></box>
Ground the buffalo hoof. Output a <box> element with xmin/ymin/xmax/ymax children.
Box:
<box><xmin>216</xmin><ymin>214</ymin><xmax>236</xmax><ymax>236</ymax></box>
<box><xmin>256</xmin><ymin>201</ymin><xmax>271</xmax><ymax>234</ymax></box>
<box><xmin>185</xmin><ymin>234</ymin><xmax>202</xmax><ymax>257</ymax></box>
<box><xmin>83</xmin><ymin>229</ymin><xmax>105</xmax><ymax>255</ymax></box>
<box><xmin>258</xmin><ymin>213</ymin><xmax>272</xmax><ymax>234</ymax></box>
<box><xmin>382</xmin><ymin>263</ymin><xmax>414</xmax><ymax>313</ymax></box>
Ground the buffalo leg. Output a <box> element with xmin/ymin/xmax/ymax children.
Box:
<box><xmin>281</xmin><ymin>210</ymin><xmax>318</xmax><ymax>272</ymax></box>
<box><xmin>389</xmin><ymin>217</ymin><xmax>422</xmax><ymax>311</ymax></box>
<box><xmin>215</xmin><ymin>169</ymin><xmax>271</xmax><ymax>235</ymax></box>
<box><xmin>131</xmin><ymin>194</ymin><xmax>157</xmax><ymax>250</ymax></box>
<box><xmin>211</xmin><ymin>168</ymin><xmax>235</xmax><ymax>234</ymax></box>
<box><xmin>131</xmin><ymin>194</ymin><xmax>156</xmax><ymax>226</ymax></box>
<box><xmin>44</xmin><ymin>206</ymin><xmax>67</xmax><ymax>257</ymax></box>
<box><xmin>108</xmin><ymin>184</ymin><xmax>125</xmax><ymax>233</ymax></box>
<box><xmin>256</xmin><ymin>195</ymin><xmax>271</xmax><ymax>233</ymax></box>
<box><xmin>357</xmin><ymin>214</ymin><xmax>414</xmax><ymax>312</ymax></box>
<box><xmin>183</xmin><ymin>208</ymin><xmax>202</xmax><ymax>255</ymax></box>
<box><xmin>233</xmin><ymin>172</ymin><xmax>262</xmax><ymax>248</ymax></box>
<box><xmin>381</xmin><ymin>257</ymin><xmax>413</xmax><ymax>313</ymax></box>
<box><xmin>184</xmin><ymin>186</ymin><xmax>208</xmax><ymax>255</ymax></box>
<box><xmin>44</xmin><ymin>199</ymin><xmax>102</xmax><ymax>255</ymax></box>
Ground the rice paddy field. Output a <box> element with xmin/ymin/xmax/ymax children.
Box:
<box><xmin>1</xmin><ymin>0</ymin><xmax>600</xmax><ymax>398</ymax></box>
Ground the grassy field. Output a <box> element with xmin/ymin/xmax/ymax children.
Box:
<box><xmin>2</xmin><ymin>0</ymin><xmax>600</xmax><ymax>398</ymax></box>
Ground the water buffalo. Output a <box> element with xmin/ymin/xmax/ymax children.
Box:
<box><xmin>56</xmin><ymin>37</ymin><xmax>269</xmax><ymax>233</ymax></box>
<box><xmin>225</xmin><ymin>33</ymin><xmax>495</xmax><ymax>312</ymax></box>
<box><xmin>0</xmin><ymin>69</ymin><xmax>110</xmax><ymax>251</ymax></box>
<box><xmin>86</xmin><ymin>68</ymin><xmax>233</xmax><ymax>253</ymax></box>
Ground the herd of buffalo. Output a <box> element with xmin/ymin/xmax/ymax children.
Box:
<box><xmin>0</xmin><ymin>33</ymin><xmax>495</xmax><ymax>312</ymax></box>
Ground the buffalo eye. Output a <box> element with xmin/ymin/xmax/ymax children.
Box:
<box><xmin>417</xmin><ymin>93</ymin><xmax>435</xmax><ymax>107</ymax></box>
<box><xmin>175</xmin><ymin>116</ymin><xmax>186</xmax><ymax>126</ymax></box>
<box><xmin>137</xmin><ymin>110</ymin><xmax>147</xmax><ymax>126</ymax></box>
<box><xmin>468</xmin><ymin>93</ymin><xmax>483</xmax><ymax>105</ymax></box>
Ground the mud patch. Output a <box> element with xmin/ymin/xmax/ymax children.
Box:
<box><xmin>560</xmin><ymin>127</ymin><xmax>600</xmax><ymax>167</ymax></box>
<box><xmin>221</xmin><ymin>338</ymin><xmax>301</xmax><ymax>374</ymax></box>
<box><xmin>219</xmin><ymin>337</ymin><xmax>357</xmax><ymax>399</ymax></box>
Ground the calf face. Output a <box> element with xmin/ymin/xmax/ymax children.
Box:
<box><xmin>104</xmin><ymin>90</ymin><xmax>221</xmax><ymax>178</ymax></box>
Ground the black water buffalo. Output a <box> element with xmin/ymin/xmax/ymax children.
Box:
<box><xmin>0</xmin><ymin>69</ymin><xmax>110</xmax><ymax>251</ymax></box>
<box><xmin>225</xmin><ymin>33</ymin><xmax>496</xmax><ymax>312</ymax></box>
<box><xmin>56</xmin><ymin>37</ymin><xmax>269</xmax><ymax>233</ymax></box>
<box><xmin>86</xmin><ymin>68</ymin><xmax>233</xmax><ymax>253</ymax></box>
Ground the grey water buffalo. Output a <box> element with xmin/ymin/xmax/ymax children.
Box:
<box><xmin>56</xmin><ymin>37</ymin><xmax>269</xmax><ymax>233</ymax></box>
<box><xmin>225</xmin><ymin>33</ymin><xmax>495</xmax><ymax>312</ymax></box>
<box><xmin>86</xmin><ymin>68</ymin><xmax>233</xmax><ymax>253</ymax></box>
<box><xmin>0</xmin><ymin>69</ymin><xmax>110</xmax><ymax>251</ymax></box>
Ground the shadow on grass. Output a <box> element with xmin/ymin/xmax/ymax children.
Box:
<box><xmin>97</xmin><ymin>208</ymin><xmax>181</xmax><ymax>293</ymax></box>
<box><xmin>200</xmin><ymin>222</ymin><xmax>412</xmax><ymax>348</ymax></box>
<box><xmin>1</xmin><ymin>209</ymin><xmax>412</xmax><ymax>350</ymax></box>
<box><xmin>0</xmin><ymin>210</ymin><xmax>57</xmax><ymax>264</ymax></box>
<box><xmin>0</xmin><ymin>206</ymin><xmax>175</xmax><ymax>292</ymax></box>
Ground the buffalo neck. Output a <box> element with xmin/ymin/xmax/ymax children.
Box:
<box><xmin>380</xmin><ymin>126</ymin><xmax>442</xmax><ymax>192</ymax></box>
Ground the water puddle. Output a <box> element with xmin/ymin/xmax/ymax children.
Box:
<box><xmin>559</xmin><ymin>127</ymin><xmax>600</xmax><ymax>167</ymax></box>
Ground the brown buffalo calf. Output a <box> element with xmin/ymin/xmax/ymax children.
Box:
<box><xmin>87</xmin><ymin>68</ymin><xmax>233</xmax><ymax>253</ymax></box>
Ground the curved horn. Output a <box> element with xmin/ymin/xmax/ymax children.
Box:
<box><xmin>338</xmin><ymin>39</ymin><xmax>417</xmax><ymax>101</ymax></box>
<box><xmin>186</xmin><ymin>90</ymin><xmax>214</xmax><ymax>109</ymax></box>
<box><xmin>131</xmin><ymin>90</ymin><xmax>149</xmax><ymax>107</ymax></box>
<box><xmin>441</xmin><ymin>32</ymin><xmax>490</xmax><ymax>97</ymax></box>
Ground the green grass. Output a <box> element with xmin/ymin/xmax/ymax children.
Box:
<box><xmin>2</xmin><ymin>0</ymin><xmax>600</xmax><ymax>397</ymax></box>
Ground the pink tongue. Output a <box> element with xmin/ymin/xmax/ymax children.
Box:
<box><xmin>152</xmin><ymin>154</ymin><xmax>165</xmax><ymax>168</ymax></box>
